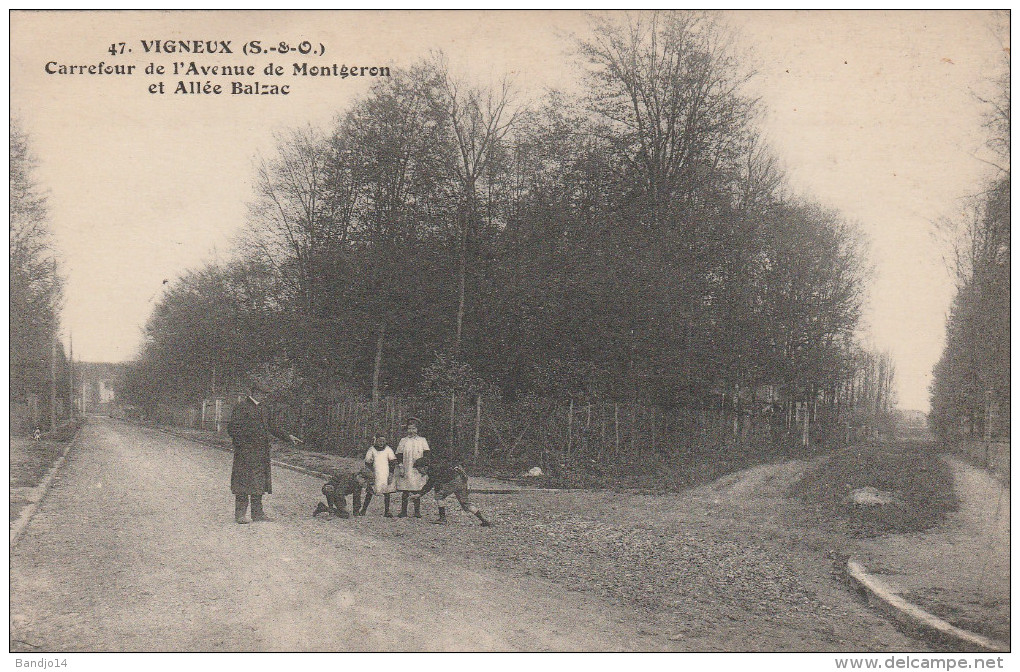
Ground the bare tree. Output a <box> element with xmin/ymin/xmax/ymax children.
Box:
<box><xmin>579</xmin><ymin>10</ymin><xmax>758</xmax><ymax>223</ymax></box>
<box><xmin>426</xmin><ymin>52</ymin><xmax>524</xmax><ymax>356</ymax></box>
<box><xmin>245</xmin><ymin>125</ymin><xmax>356</xmax><ymax>316</ymax></box>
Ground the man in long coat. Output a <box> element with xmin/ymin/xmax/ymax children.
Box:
<box><xmin>227</xmin><ymin>382</ymin><xmax>300</xmax><ymax>524</ymax></box>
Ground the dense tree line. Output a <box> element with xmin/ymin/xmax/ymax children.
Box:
<box><xmin>10</xmin><ymin>120</ymin><xmax>72</xmax><ymax>430</ymax></box>
<box><xmin>929</xmin><ymin>62</ymin><xmax>1010</xmax><ymax>441</ymax></box>
<box><xmin>127</xmin><ymin>13</ymin><xmax>883</xmax><ymax>452</ymax></box>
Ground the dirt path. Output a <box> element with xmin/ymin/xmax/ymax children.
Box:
<box><xmin>855</xmin><ymin>456</ymin><xmax>1010</xmax><ymax>643</ymax></box>
<box><xmin>10</xmin><ymin>419</ymin><xmax>669</xmax><ymax>652</ymax></box>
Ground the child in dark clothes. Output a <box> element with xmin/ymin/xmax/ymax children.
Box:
<box><xmin>313</xmin><ymin>466</ymin><xmax>372</xmax><ymax>519</ymax></box>
<box><xmin>415</xmin><ymin>458</ymin><xmax>492</xmax><ymax>526</ymax></box>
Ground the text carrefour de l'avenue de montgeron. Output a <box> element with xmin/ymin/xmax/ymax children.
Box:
<box><xmin>44</xmin><ymin>60</ymin><xmax>392</xmax><ymax>96</ymax></box>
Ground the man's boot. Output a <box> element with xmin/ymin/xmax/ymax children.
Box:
<box><xmin>474</xmin><ymin>510</ymin><xmax>492</xmax><ymax>527</ymax></box>
<box><xmin>413</xmin><ymin>497</ymin><xmax>421</xmax><ymax>518</ymax></box>
<box><xmin>235</xmin><ymin>495</ymin><xmax>250</xmax><ymax>524</ymax></box>
<box><xmin>251</xmin><ymin>495</ymin><xmax>273</xmax><ymax>522</ymax></box>
<box><xmin>398</xmin><ymin>493</ymin><xmax>409</xmax><ymax>518</ymax></box>
<box><xmin>383</xmin><ymin>494</ymin><xmax>393</xmax><ymax>517</ymax></box>
<box><xmin>431</xmin><ymin>506</ymin><xmax>448</xmax><ymax>525</ymax></box>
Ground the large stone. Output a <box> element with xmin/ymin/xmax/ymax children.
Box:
<box><xmin>850</xmin><ymin>486</ymin><xmax>899</xmax><ymax>506</ymax></box>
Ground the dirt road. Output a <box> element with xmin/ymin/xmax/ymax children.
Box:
<box><xmin>11</xmin><ymin>419</ymin><xmax>669</xmax><ymax>651</ymax></box>
<box><xmin>856</xmin><ymin>456</ymin><xmax>1011</xmax><ymax>643</ymax></box>
<box><xmin>10</xmin><ymin>419</ymin><xmax>920</xmax><ymax>652</ymax></box>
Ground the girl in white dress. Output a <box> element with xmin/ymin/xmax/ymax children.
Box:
<box><xmin>396</xmin><ymin>419</ymin><xmax>430</xmax><ymax>518</ymax></box>
<box><xmin>360</xmin><ymin>433</ymin><xmax>397</xmax><ymax>517</ymax></box>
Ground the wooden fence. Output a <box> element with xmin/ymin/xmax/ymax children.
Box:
<box><xmin>267</xmin><ymin>391</ymin><xmax>857</xmax><ymax>471</ymax></box>
<box><xmin>156</xmin><ymin>390</ymin><xmax>864</xmax><ymax>476</ymax></box>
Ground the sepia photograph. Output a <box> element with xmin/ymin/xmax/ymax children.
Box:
<box><xmin>8</xmin><ymin>9</ymin><xmax>1011</xmax><ymax>663</ymax></box>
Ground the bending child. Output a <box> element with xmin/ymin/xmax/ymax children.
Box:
<box><xmin>416</xmin><ymin>458</ymin><xmax>492</xmax><ymax>527</ymax></box>
<box><xmin>313</xmin><ymin>466</ymin><xmax>372</xmax><ymax>519</ymax></box>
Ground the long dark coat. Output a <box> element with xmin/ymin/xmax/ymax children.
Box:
<box><xmin>227</xmin><ymin>398</ymin><xmax>287</xmax><ymax>495</ymax></box>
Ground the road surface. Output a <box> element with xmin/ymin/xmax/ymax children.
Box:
<box><xmin>11</xmin><ymin>419</ymin><xmax>671</xmax><ymax>651</ymax></box>
<box><xmin>10</xmin><ymin>418</ymin><xmax>920</xmax><ymax>652</ymax></box>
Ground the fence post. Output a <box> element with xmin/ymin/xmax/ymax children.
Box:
<box><xmin>450</xmin><ymin>392</ymin><xmax>457</xmax><ymax>456</ymax></box>
<box><xmin>802</xmin><ymin>402</ymin><xmax>810</xmax><ymax>448</ymax></box>
<box><xmin>614</xmin><ymin>403</ymin><xmax>620</xmax><ymax>460</ymax></box>
<box><xmin>630</xmin><ymin>402</ymin><xmax>636</xmax><ymax>454</ymax></box>
<box><xmin>984</xmin><ymin>389</ymin><xmax>994</xmax><ymax>468</ymax></box>
<box><xmin>340</xmin><ymin>401</ymin><xmax>348</xmax><ymax>448</ymax></box>
<box><xmin>474</xmin><ymin>394</ymin><xmax>482</xmax><ymax>461</ymax></box>
<box><xmin>584</xmin><ymin>403</ymin><xmax>591</xmax><ymax>458</ymax></box>
<box><xmin>651</xmin><ymin>406</ymin><xmax>656</xmax><ymax>455</ymax></box>
<box><xmin>567</xmin><ymin>398</ymin><xmax>573</xmax><ymax>461</ymax></box>
<box><xmin>598</xmin><ymin>404</ymin><xmax>606</xmax><ymax>462</ymax></box>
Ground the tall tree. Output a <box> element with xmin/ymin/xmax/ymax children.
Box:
<box><xmin>10</xmin><ymin>120</ymin><xmax>63</xmax><ymax>417</ymax></box>
<box><xmin>243</xmin><ymin>125</ymin><xmax>360</xmax><ymax>383</ymax></box>
<box><xmin>426</xmin><ymin>53</ymin><xmax>523</xmax><ymax>357</ymax></box>
<box><xmin>579</xmin><ymin>10</ymin><xmax>757</xmax><ymax>223</ymax></box>
<box><xmin>930</xmin><ymin>47</ymin><xmax>1010</xmax><ymax>442</ymax></box>
<box><xmin>341</xmin><ymin>64</ymin><xmax>457</xmax><ymax>403</ymax></box>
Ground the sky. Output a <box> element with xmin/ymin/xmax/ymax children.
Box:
<box><xmin>9</xmin><ymin>10</ymin><xmax>1008</xmax><ymax>412</ymax></box>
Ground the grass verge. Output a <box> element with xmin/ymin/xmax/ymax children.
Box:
<box><xmin>10</xmin><ymin>420</ymin><xmax>83</xmax><ymax>524</ymax></box>
<box><xmin>792</xmin><ymin>441</ymin><xmax>958</xmax><ymax>537</ymax></box>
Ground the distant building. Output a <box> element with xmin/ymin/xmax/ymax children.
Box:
<box><xmin>99</xmin><ymin>379</ymin><xmax>115</xmax><ymax>404</ymax></box>
<box><xmin>78</xmin><ymin>362</ymin><xmax>129</xmax><ymax>415</ymax></box>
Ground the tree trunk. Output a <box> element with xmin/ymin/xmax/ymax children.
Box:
<box><xmin>455</xmin><ymin>236</ymin><xmax>467</xmax><ymax>356</ymax></box>
<box><xmin>371</xmin><ymin>320</ymin><xmax>385</xmax><ymax>411</ymax></box>
<box><xmin>454</xmin><ymin>189</ymin><xmax>473</xmax><ymax>358</ymax></box>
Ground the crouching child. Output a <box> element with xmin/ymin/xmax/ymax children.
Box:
<box><xmin>415</xmin><ymin>459</ymin><xmax>492</xmax><ymax>527</ymax></box>
<box><xmin>314</xmin><ymin>466</ymin><xmax>372</xmax><ymax>519</ymax></box>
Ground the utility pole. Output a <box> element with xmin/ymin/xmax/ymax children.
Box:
<box><xmin>49</xmin><ymin>258</ymin><xmax>57</xmax><ymax>431</ymax></box>
<box><xmin>68</xmin><ymin>332</ymin><xmax>75</xmax><ymax>418</ymax></box>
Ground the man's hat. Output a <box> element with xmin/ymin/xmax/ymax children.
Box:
<box><xmin>405</xmin><ymin>417</ymin><xmax>421</xmax><ymax>427</ymax></box>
